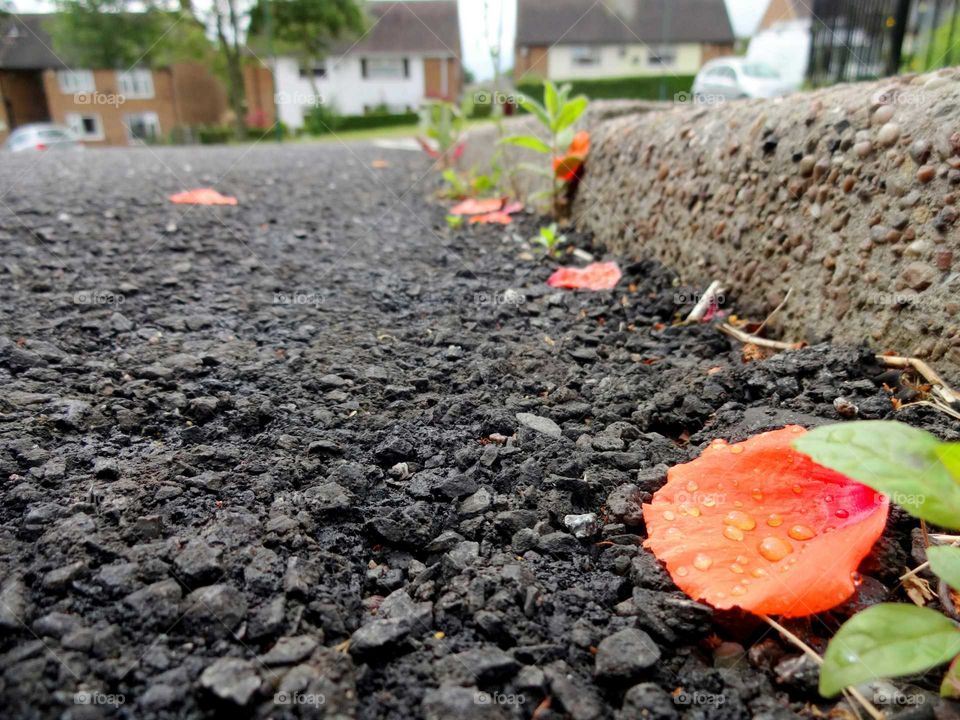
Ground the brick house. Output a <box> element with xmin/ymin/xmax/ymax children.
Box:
<box><xmin>514</xmin><ymin>0</ymin><xmax>735</xmax><ymax>82</ymax></box>
<box><xmin>0</xmin><ymin>14</ymin><xmax>227</xmax><ymax>146</ymax></box>
<box><xmin>266</xmin><ymin>1</ymin><xmax>462</xmax><ymax>131</ymax></box>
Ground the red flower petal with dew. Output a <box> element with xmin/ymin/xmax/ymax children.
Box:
<box><xmin>169</xmin><ymin>188</ymin><xmax>237</xmax><ymax>206</ymax></box>
<box><xmin>547</xmin><ymin>261</ymin><xmax>621</xmax><ymax>290</ymax></box>
<box><xmin>468</xmin><ymin>211</ymin><xmax>513</xmax><ymax>225</ymax></box>
<box><xmin>450</xmin><ymin>197</ymin><xmax>505</xmax><ymax>216</ymax></box>
<box><xmin>642</xmin><ymin>426</ymin><xmax>889</xmax><ymax>617</ymax></box>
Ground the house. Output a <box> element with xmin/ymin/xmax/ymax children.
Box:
<box><xmin>514</xmin><ymin>0</ymin><xmax>735</xmax><ymax>82</ymax></box>
<box><xmin>0</xmin><ymin>13</ymin><xmax>227</xmax><ymax>146</ymax></box>
<box><xmin>747</xmin><ymin>0</ymin><xmax>812</xmax><ymax>88</ymax></box>
<box><xmin>267</xmin><ymin>0</ymin><xmax>462</xmax><ymax>131</ymax></box>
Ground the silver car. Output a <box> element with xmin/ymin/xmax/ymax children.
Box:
<box><xmin>691</xmin><ymin>58</ymin><xmax>796</xmax><ymax>102</ymax></box>
<box><xmin>3</xmin><ymin>123</ymin><xmax>82</xmax><ymax>152</ymax></box>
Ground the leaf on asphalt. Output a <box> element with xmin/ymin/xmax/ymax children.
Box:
<box><xmin>169</xmin><ymin>188</ymin><xmax>237</xmax><ymax>206</ymax></box>
<box><xmin>546</xmin><ymin>261</ymin><xmax>621</xmax><ymax>291</ymax></box>
<box><xmin>643</xmin><ymin>426</ymin><xmax>889</xmax><ymax>617</ymax></box>
<box><xmin>928</xmin><ymin>545</ymin><xmax>960</xmax><ymax>591</ymax></box>
<box><xmin>819</xmin><ymin>603</ymin><xmax>960</xmax><ymax>697</ymax></box>
<box><xmin>372</xmin><ymin>159</ymin><xmax>390</xmax><ymax>169</ymax></box>
<box><xmin>794</xmin><ymin>421</ymin><xmax>960</xmax><ymax>530</ymax></box>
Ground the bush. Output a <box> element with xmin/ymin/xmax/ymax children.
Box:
<box><xmin>336</xmin><ymin>111</ymin><xmax>418</xmax><ymax>132</ymax></box>
<box><xmin>517</xmin><ymin>74</ymin><xmax>695</xmax><ymax>104</ymax></box>
<box><xmin>197</xmin><ymin>126</ymin><xmax>234</xmax><ymax>145</ymax></box>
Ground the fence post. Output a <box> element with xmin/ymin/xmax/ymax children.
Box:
<box><xmin>887</xmin><ymin>0</ymin><xmax>913</xmax><ymax>75</ymax></box>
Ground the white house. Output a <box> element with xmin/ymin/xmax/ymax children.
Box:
<box><xmin>514</xmin><ymin>0</ymin><xmax>736</xmax><ymax>83</ymax></box>
<box><xmin>747</xmin><ymin>0</ymin><xmax>812</xmax><ymax>90</ymax></box>
<box><xmin>270</xmin><ymin>0</ymin><xmax>461</xmax><ymax>130</ymax></box>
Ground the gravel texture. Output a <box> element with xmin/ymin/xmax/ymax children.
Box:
<box><xmin>0</xmin><ymin>143</ymin><xmax>957</xmax><ymax>719</ymax></box>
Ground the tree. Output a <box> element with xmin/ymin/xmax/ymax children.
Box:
<box><xmin>248</xmin><ymin>0</ymin><xmax>366</xmax><ymax>97</ymax></box>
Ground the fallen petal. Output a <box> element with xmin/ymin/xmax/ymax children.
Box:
<box><xmin>642</xmin><ymin>426</ymin><xmax>889</xmax><ymax>617</ymax></box>
<box><xmin>450</xmin><ymin>197</ymin><xmax>505</xmax><ymax>216</ymax></box>
<box><xmin>547</xmin><ymin>262</ymin><xmax>621</xmax><ymax>291</ymax></box>
<box><xmin>169</xmin><ymin>188</ymin><xmax>237</xmax><ymax>206</ymax></box>
<box><xmin>468</xmin><ymin>211</ymin><xmax>513</xmax><ymax>225</ymax></box>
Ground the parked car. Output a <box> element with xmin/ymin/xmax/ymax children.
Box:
<box><xmin>691</xmin><ymin>59</ymin><xmax>796</xmax><ymax>101</ymax></box>
<box><xmin>3</xmin><ymin>123</ymin><xmax>82</xmax><ymax>152</ymax></box>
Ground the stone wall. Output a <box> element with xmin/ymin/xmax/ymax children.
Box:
<box><xmin>573</xmin><ymin>70</ymin><xmax>960</xmax><ymax>371</ymax></box>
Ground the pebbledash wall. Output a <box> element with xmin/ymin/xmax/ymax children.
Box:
<box><xmin>571</xmin><ymin>69</ymin><xmax>960</xmax><ymax>371</ymax></box>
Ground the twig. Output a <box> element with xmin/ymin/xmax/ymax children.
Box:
<box><xmin>686</xmin><ymin>280</ymin><xmax>723</xmax><ymax>323</ymax></box>
<box><xmin>761</xmin><ymin>614</ymin><xmax>886</xmax><ymax>720</ymax></box>
<box><xmin>755</xmin><ymin>287</ymin><xmax>793</xmax><ymax>335</ymax></box>
<box><xmin>876</xmin><ymin>355</ymin><xmax>960</xmax><ymax>407</ymax></box>
<box><xmin>719</xmin><ymin>323</ymin><xmax>806</xmax><ymax>351</ymax></box>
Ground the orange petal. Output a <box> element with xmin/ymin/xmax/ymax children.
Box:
<box><xmin>468</xmin><ymin>211</ymin><xmax>513</xmax><ymax>225</ymax></box>
<box><xmin>642</xmin><ymin>426</ymin><xmax>889</xmax><ymax>617</ymax></box>
<box><xmin>553</xmin><ymin>155</ymin><xmax>584</xmax><ymax>182</ymax></box>
<box><xmin>546</xmin><ymin>261</ymin><xmax>621</xmax><ymax>290</ymax></box>
<box><xmin>169</xmin><ymin>188</ymin><xmax>237</xmax><ymax>206</ymax></box>
<box><xmin>568</xmin><ymin>130</ymin><xmax>591</xmax><ymax>157</ymax></box>
<box><xmin>449</xmin><ymin>197</ymin><xmax>505</xmax><ymax>216</ymax></box>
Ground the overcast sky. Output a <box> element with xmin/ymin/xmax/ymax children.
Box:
<box><xmin>12</xmin><ymin>0</ymin><xmax>770</xmax><ymax>80</ymax></box>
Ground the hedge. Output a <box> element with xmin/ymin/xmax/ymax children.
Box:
<box><xmin>516</xmin><ymin>74</ymin><xmax>696</xmax><ymax>103</ymax></box>
<box><xmin>305</xmin><ymin>110</ymin><xmax>420</xmax><ymax>135</ymax></box>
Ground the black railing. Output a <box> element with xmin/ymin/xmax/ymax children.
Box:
<box><xmin>807</xmin><ymin>0</ymin><xmax>960</xmax><ymax>85</ymax></box>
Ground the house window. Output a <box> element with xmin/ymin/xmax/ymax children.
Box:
<box><xmin>361</xmin><ymin>57</ymin><xmax>408</xmax><ymax>79</ymax></box>
<box><xmin>648</xmin><ymin>46</ymin><xmax>677</xmax><ymax>67</ymax></box>
<box><xmin>65</xmin><ymin>112</ymin><xmax>103</xmax><ymax>141</ymax></box>
<box><xmin>124</xmin><ymin>112</ymin><xmax>161</xmax><ymax>143</ymax></box>
<box><xmin>117</xmin><ymin>69</ymin><xmax>154</xmax><ymax>99</ymax></box>
<box><xmin>570</xmin><ymin>46</ymin><xmax>601</xmax><ymax>66</ymax></box>
<box><xmin>299</xmin><ymin>64</ymin><xmax>326</xmax><ymax>79</ymax></box>
<box><xmin>57</xmin><ymin>70</ymin><xmax>95</xmax><ymax>94</ymax></box>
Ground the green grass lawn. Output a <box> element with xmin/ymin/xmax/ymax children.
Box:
<box><xmin>285</xmin><ymin>117</ymin><xmax>497</xmax><ymax>144</ymax></box>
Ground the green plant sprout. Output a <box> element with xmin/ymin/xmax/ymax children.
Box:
<box><xmin>793</xmin><ymin>421</ymin><xmax>960</xmax><ymax>699</ymax></box>
<box><xmin>499</xmin><ymin>80</ymin><xmax>588</xmax><ymax>219</ymax></box>
<box><xmin>533</xmin><ymin>223</ymin><xmax>566</xmax><ymax>256</ymax></box>
<box><xmin>418</xmin><ymin>97</ymin><xmax>473</xmax><ymax>169</ymax></box>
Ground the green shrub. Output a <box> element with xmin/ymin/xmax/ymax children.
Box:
<box><xmin>197</xmin><ymin>126</ymin><xmax>234</xmax><ymax>145</ymax></box>
<box><xmin>516</xmin><ymin>74</ymin><xmax>695</xmax><ymax>104</ymax></box>
<box><xmin>336</xmin><ymin>112</ymin><xmax>419</xmax><ymax>132</ymax></box>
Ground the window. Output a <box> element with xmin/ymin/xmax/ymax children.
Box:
<box><xmin>361</xmin><ymin>58</ymin><xmax>408</xmax><ymax>79</ymax></box>
<box><xmin>299</xmin><ymin>64</ymin><xmax>326</xmax><ymax>79</ymax></box>
<box><xmin>124</xmin><ymin>112</ymin><xmax>161</xmax><ymax>143</ymax></box>
<box><xmin>65</xmin><ymin>112</ymin><xmax>103</xmax><ymax>141</ymax></box>
<box><xmin>570</xmin><ymin>46</ymin><xmax>601</xmax><ymax>66</ymax></box>
<box><xmin>648</xmin><ymin>46</ymin><xmax>677</xmax><ymax>67</ymax></box>
<box><xmin>117</xmin><ymin>69</ymin><xmax>154</xmax><ymax>99</ymax></box>
<box><xmin>57</xmin><ymin>70</ymin><xmax>95</xmax><ymax>94</ymax></box>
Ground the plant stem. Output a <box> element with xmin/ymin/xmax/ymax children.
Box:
<box><xmin>760</xmin><ymin>614</ymin><xmax>886</xmax><ymax>720</ymax></box>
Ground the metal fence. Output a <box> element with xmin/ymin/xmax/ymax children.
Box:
<box><xmin>808</xmin><ymin>0</ymin><xmax>960</xmax><ymax>85</ymax></box>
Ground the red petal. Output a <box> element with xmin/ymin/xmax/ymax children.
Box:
<box><xmin>546</xmin><ymin>261</ymin><xmax>621</xmax><ymax>290</ymax></box>
<box><xmin>449</xmin><ymin>197</ymin><xmax>505</xmax><ymax>216</ymax></box>
<box><xmin>416</xmin><ymin>137</ymin><xmax>440</xmax><ymax>159</ymax></box>
<box><xmin>642</xmin><ymin>426</ymin><xmax>889</xmax><ymax>617</ymax></box>
<box><xmin>553</xmin><ymin>155</ymin><xmax>583</xmax><ymax>181</ymax></box>
<box><xmin>502</xmin><ymin>201</ymin><xmax>524</xmax><ymax>215</ymax></box>
<box><xmin>468</xmin><ymin>211</ymin><xmax>513</xmax><ymax>225</ymax></box>
<box><xmin>568</xmin><ymin>130</ymin><xmax>591</xmax><ymax>157</ymax></box>
<box><xmin>169</xmin><ymin>188</ymin><xmax>237</xmax><ymax>206</ymax></box>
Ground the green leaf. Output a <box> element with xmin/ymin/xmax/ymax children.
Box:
<box><xmin>556</xmin><ymin>96</ymin><xmax>588</xmax><ymax>131</ymax></box>
<box><xmin>935</xmin><ymin>443</ymin><xmax>960</xmax><ymax>482</ymax></box>
<box><xmin>498</xmin><ymin>135</ymin><xmax>552</xmax><ymax>154</ymax></box>
<box><xmin>517</xmin><ymin>94</ymin><xmax>551</xmax><ymax>131</ymax></box>
<box><xmin>516</xmin><ymin>162</ymin><xmax>556</xmax><ymax>178</ymax></box>
<box><xmin>543</xmin><ymin>80</ymin><xmax>560</xmax><ymax>123</ymax></box>
<box><xmin>793</xmin><ymin>421</ymin><xmax>960</xmax><ymax>529</ymax></box>
<box><xmin>929</xmin><ymin>546</ymin><xmax>960</xmax><ymax>590</ymax></box>
<box><xmin>819</xmin><ymin>603</ymin><xmax>960</xmax><ymax>697</ymax></box>
<box><xmin>942</xmin><ymin>656</ymin><xmax>960</xmax><ymax>698</ymax></box>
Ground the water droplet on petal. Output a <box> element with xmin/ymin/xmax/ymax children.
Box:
<box><xmin>723</xmin><ymin>526</ymin><xmax>744</xmax><ymax>542</ymax></box>
<box><xmin>791</xmin><ymin>484</ymin><xmax>802</xmax><ymax>494</ymax></box>
<box><xmin>736</xmin><ymin>555</ymin><xmax>749</xmax><ymax>565</ymax></box>
<box><xmin>730</xmin><ymin>563</ymin><xmax>744</xmax><ymax>574</ymax></box>
<box><xmin>824</xmin><ymin>495</ymin><xmax>834</xmax><ymax>503</ymax></box>
<box><xmin>730</xmin><ymin>446</ymin><xmax>744</xmax><ymax>454</ymax></box>
<box><xmin>693</xmin><ymin>553</ymin><xmax>713</xmax><ymax>571</ymax></box>
<box><xmin>788</xmin><ymin>524</ymin><xmax>816</xmax><ymax>541</ymax></box>
<box><xmin>676</xmin><ymin>566</ymin><xmax>689</xmax><ymax>577</ymax></box>
<box><xmin>663</xmin><ymin>510</ymin><xmax>676</xmax><ymax>521</ymax></box>
<box><xmin>724</xmin><ymin>510</ymin><xmax>756</xmax><ymax>531</ymax></box>
<box><xmin>751</xmin><ymin>488</ymin><xmax>763</xmax><ymax>501</ymax></box>
<box><xmin>702</xmin><ymin>496</ymin><xmax>716</xmax><ymax>508</ymax></box>
<box><xmin>752</xmin><ymin>568</ymin><xmax>767</xmax><ymax>577</ymax></box>
<box><xmin>851</xmin><ymin>571</ymin><xmax>863</xmax><ymax>587</ymax></box>
<box><xmin>680</xmin><ymin>504</ymin><xmax>701</xmax><ymax>518</ymax></box>
<box><xmin>686</xmin><ymin>481</ymin><xmax>699</xmax><ymax>492</ymax></box>
<box><xmin>758</xmin><ymin>536</ymin><xmax>793</xmax><ymax>562</ymax></box>
<box><xmin>766</xmin><ymin>513</ymin><xmax>783</xmax><ymax>527</ymax></box>
<box><xmin>731</xmin><ymin>585</ymin><xmax>747</xmax><ymax>596</ymax></box>
<box><xmin>835</xmin><ymin>509</ymin><xmax>849</xmax><ymax>519</ymax></box>
<box><xmin>666</xmin><ymin>527</ymin><xmax>681</xmax><ymax>536</ymax></box>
